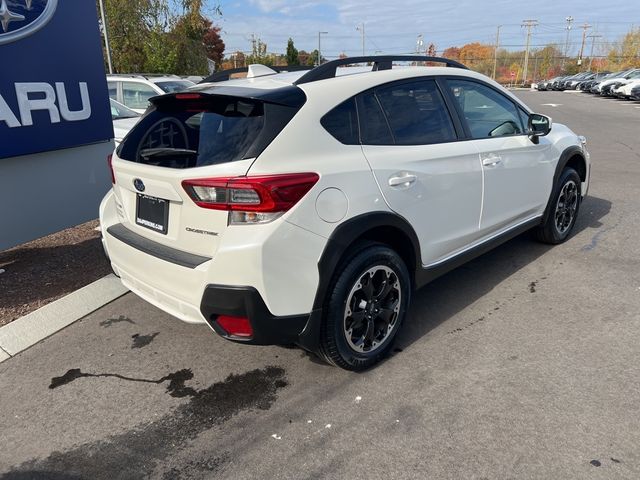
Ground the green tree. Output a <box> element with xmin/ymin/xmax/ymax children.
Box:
<box><xmin>286</xmin><ymin>38</ymin><xmax>299</xmax><ymax>65</ymax></box>
<box><xmin>99</xmin><ymin>0</ymin><xmax>222</xmax><ymax>75</ymax></box>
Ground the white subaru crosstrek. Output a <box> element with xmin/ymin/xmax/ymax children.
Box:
<box><xmin>100</xmin><ymin>56</ymin><xmax>590</xmax><ymax>370</ymax></box>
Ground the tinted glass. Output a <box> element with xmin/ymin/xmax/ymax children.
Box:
<box><xmin>122</xmin><ymin>82</ymin><xmax>158</xmax><ymax>110</ymax></box>
<box><xmin>117</xmin><ymin>97</ymin><xmax>267</xmax><ymax>168</ymax></box>
<box><xmin>155</xmin><ymin>80</ymin><xmax>196</xmax><ymax>93</ymax></box>
<box><xmin>375</xmin><ymin>79</ymin><xmax>456</xmax><ymax>145</ymax></box>
<box><xmin>448</xmin><ymin>79</ymin><xmax>524</xmax><ymax>138</ymax></box>
<box><xmin>356</xmin><ymin>91</ymin><xmax>394</xmax><ymax>145</ymax></box>
<box><xmin>321</xmin><ymin>98</ymin><xmax>359</xmax><ymax>145</ymax></box>
<box><xmin>517</xmin><ymin>108</ymin><xmax>529</xmax><ymax>133</ymax></box>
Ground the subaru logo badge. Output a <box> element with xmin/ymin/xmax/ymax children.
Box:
<box><xmin>133</xmin><ymin>178</ymin><xmax>145</xmax><ymax>192</ymax></box>
<box><xmin>0</xmin><ymin>0</ymin><xmax>58</xmax><ymax>45</ymax></box>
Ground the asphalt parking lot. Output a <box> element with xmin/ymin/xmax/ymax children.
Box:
<box><xmin>1</xmin><ymin>90</ymin><xmax>639</xmax><ymax>480</ymax></box>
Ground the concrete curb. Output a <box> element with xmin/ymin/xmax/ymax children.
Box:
<box><xmin>0</xmin><ymin>274</ymin><xmax>128</xmax><ymax>363</ymax></box>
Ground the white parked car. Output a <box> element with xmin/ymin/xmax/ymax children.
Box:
<box><xmin>100</xmin><ymin>56</ymin><xmax>591</xmax><ymax>370</ymax></box>
<box><xmin>612</xmin><ymin>77</ymin><xmax>640</xmax><ymax>99</ymax></box>
<box><xmin>107</xmin><ymin>74</ymin><xmax>195</xmax><ymax>114</ymax></box>
<box><xmin>110</xmin><ymin>99</ymin><xmax>140</xmax><ymax>146</ymax></box>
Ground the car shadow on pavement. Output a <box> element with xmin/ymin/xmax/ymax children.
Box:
<box><xmin>395</xmin><ymin>194</ymin><xmax>612</xmax><ymax>350</ymax></box>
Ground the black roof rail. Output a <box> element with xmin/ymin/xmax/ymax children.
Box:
<box><xmin>200</xmin><ymin>65</ymin><xmax>314</xmax><ymax>84</ymax></box>
<box><xmin>294</xmin><ymin>55</ymin><xmax>468</xmax><ymax>85</ymax></box>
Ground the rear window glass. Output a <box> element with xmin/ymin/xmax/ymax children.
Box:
<box><xmin>117</xmin><ymin>97</ymin><xmax>281</xmax><ymax>168</ymax></box>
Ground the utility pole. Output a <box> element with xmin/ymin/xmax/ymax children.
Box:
<box><xmin>317</xmin><ymin>31</ymin><xmax>328</xmax><ymax>66</ymax></box>
<box><xmin>562</xmin><ymin>16</ymin><xmax>574</xmax><ymax>69</ymax></box>
<box><xmin>356</xmin><ymin>23</ymin><xmax>365</xmax><ymax>55</ymax></box>
<box><xmin>98</xmin><ymin>0</ymin><xmax>113</xmax><ymax>74</ymax></box>
<box><xmin>521</xmin><ymin>19</ymin><xmax>538</xmax><ymax>86</ymax></box>
<box><xmin>492</xmin><ymin>25</ymin><xmax>501</xmax><ymax>80</ymax></box>
<box><xmin>587</xmin><ymin>34</ymin><xmax>602</xmax><ymax>71</ymax></box>
<box><xmin>578</xmin><ymin>23</ymin><xmax>591</xmax><ymax>65</ymax></box>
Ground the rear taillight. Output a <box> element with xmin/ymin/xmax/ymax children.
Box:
<box><xmin>182</xmin><ymin>173</ymin><xmax>319</xmax><ymax>224</ymax></box>
<box><xmin>107</xmin><ymin>154</ymin><xmax>115</xmax><ymax>184</ymax></box>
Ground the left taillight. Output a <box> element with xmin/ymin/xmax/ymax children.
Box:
<box><xmin>107</xmin><ymin>154</ymin><xmax>115</xmax><ymax>184</ymax></box>
<box><xmin>182</xmin><ymin>173</ymin><xmax>319</xmax><ymax>224</ymax></box>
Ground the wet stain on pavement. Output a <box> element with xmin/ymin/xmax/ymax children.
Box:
<box><xmin>99</xmin><ymin>315</ymin><xmax>135</xmax><ymax>327</ymax></box>
<box><xmin>447</xmin><ymin>316</ymin><xmax>485</xmax><ymax>334</ymax></box>
<box><xmin>131</xmin><ymin>332</ymin><xmax>159</xmax><ymax>349</ymax></box>
<box><xmin>49</xmin><ymin>368</ymin><xmax>196</xmax><ymax>398</ymax></box>
<box><xmin>7</xmin><ymin>366</ymin><xmax>288</xmax><ymax>480</ymax></box>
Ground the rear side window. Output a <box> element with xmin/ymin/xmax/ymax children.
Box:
<box><xmin>321</xmin><ymin>98</ymin><xmax>359</xmax><ymax>145</ymax></box>
<box><xmin>356</xmin><ymin>91</ymin><xmax>394</xmax><ymax>145</ymax></box>
<box><xmin>374</xmin><ymin>79</ymin><xmax>456</xmax><ymax>145</ymax></box>
<box><xmin>122</xmin><ymin>82</ymin><xmax>158</xmax><ymax>110</ymax></box>
<box><xmin>107</xmin><ymin>81</ymin><xmax>118</xmax><ymax>101</ymax></box>
<box><xmin>117</xmin><ymin>96</ymin><xmax>299</xmax><ymax>168</ymax></box>
<box><xmin>447</xmin><ymin>79</ymin><xmax>524</xmax><ymax>138</ymax></box>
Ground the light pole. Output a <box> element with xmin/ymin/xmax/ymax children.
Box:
<box><xmin>356</xmin><ymin>23</ymin><xmax>365</xmax><ymax>56</ymax></box>
<box><xmin>492</xmin><ymin>25</ymin><xmax>501</xmax><ymax>80</ymax></box>
<box><xmin>317</xmin><ymin>31</ymin><xmax>328</xmax><ymax>66</ymax></box>
<box><xmin>98</xmin><ymin>0</ymin><xmax>113</xmax><ymax>74</ymax></box>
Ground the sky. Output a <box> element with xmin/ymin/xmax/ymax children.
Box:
<box><xmin>213</xmin><ymin>0</ymin><xmax>639</xmax><ymax>59</ymax></box>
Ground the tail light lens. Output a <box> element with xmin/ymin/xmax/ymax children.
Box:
<box><xmin>216</xmin><ymin>315</ymin><xmax>253</xmax><ymax>338</ymax></box>
<box><xmin>107</xmin><ymin>154</ymin><xmax>115</xmax><ymax>184</ymax></box>
<box><xmin>182</xmin><ymin>173</ymin><xmax>319</xmax><ymax>224</ymax></box>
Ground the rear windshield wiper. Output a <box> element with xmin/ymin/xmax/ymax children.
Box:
<box><xmin>140</xmin><ymin>148</ymin><xmax>197</xmax><ymax>159</ymax></box>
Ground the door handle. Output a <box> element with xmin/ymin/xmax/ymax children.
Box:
<box><xmin>482</xmin><ymin>154</ymin><xmax>502</xmax><ymax>167</ymax></box>
<box><xmin>388</xmin><ymin>173</ymin><xmax>417</xmax><ymax>187</ymax></box>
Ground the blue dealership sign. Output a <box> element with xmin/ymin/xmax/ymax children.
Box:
<box><xmin>0</xmin><ymin>0</ymin><xmax>113</xmax><ymax>159</ymax></box>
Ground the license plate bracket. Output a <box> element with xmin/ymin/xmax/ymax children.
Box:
<box><xmin>136</xmin><ymin>194</ymin><xmax>169</xmax><ymax>234</ymax></box>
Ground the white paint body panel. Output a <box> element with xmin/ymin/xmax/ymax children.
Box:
<box><xmin>100</xmin><ymin>64</ymin><xmax>591</xmax><ymax>324</ymax></box>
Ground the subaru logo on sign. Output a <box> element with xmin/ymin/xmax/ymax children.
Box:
<box><xmin>0</xmin><ymin>0</ymin><xmax>58</xmax><ymax>45</ymax></box>
<box><xmin>133</xmin><ymin>178</ymin><xmax>145</xmax><ymax>192</ymax></box>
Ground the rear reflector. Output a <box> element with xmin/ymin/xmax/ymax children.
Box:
<box><xmin>182</xmin><ymin>173</ymin><xmax>319</xmax><ymax>213</ymax></box>
<box><xmin>217</xmin><ymin>315</ymin><xmax>253</xmax><ymax>337</ymax></box>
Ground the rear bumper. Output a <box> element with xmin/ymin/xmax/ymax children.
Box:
<box><xmin>200</xmin><ymin>285</ymin><xmax>319</xmax><ymax>346</ymax></box>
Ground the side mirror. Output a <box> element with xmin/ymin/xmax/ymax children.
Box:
<box><xmin>528</xmin><ymin>113</ymin><xmax>552</xmax><ymax>142</ymax></box>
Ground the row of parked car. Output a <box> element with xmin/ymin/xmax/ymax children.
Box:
<box><xmin>536</xmin><ymin>69</ymin><xmax>640</xmax><ymax>100</ymax></box>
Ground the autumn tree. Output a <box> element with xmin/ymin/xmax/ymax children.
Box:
<box><xmin>203</xmin><ymin>21</ymin><xmax>225</xmax><ymax>69</ymax></box>
<box><xmin>286</xmin><ymin>38</ymin><xmax>299</xmax><ymax>65</ymax></box>
<box><xmin>99</xmin><ymin>0</ymin><xmax>222</xmax><ymax>74</ymax></box>
<box><xmin>608</xmin><ymin>28</ymin><xmax>640</xmax><ymax>69</ymax></box>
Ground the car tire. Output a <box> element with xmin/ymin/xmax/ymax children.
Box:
<box><xmin>536</xmin><ymin>167</ymin><xmax>582</xmax><ymax>244</ymax></box>
<box><xmin>319</xmin><ymin>244</ymin><xmax>411</xmax><ymax>371</ymax></box>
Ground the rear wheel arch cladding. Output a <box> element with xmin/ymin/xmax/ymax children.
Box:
<box><xmin>312</xmin><ymin>212</ymin><xmax>421</xmax><ymax>312</ymax></box>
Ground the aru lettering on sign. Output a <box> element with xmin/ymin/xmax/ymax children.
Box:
<box><xmin>0</xmin><ymin>0</ymin><xmax>113</xmax><ymax>159</ymax></box>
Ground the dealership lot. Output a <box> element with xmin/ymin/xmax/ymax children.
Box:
<box><xmin>1</xmin><ymin>90</ymin><xmax>639</xmax><ymax>479</ymax></box>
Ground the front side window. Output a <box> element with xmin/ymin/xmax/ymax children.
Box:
<box><xmin>122</xmin><ymin>82</ymin><xmax>158</xmax><ymax>110</ymax></box>
<box><xmin>373</xmin><ymin>79</ymin><xmax>457</xmax><ymax>145</ymax></box>
<box><xmin>448</xmin><ymin>79</ymin><xmax>524</xmax><ymax>138</ymax></box>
